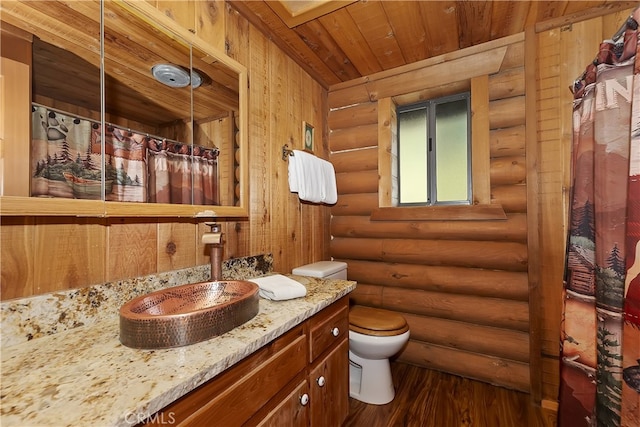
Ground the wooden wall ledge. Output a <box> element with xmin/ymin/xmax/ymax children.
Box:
<box><xmin>370</xmin><ymin>204</ymin><xmax>507</xmax><ymax>221</ymax></box>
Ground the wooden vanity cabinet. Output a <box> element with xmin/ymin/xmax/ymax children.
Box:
<box><xmin>141</xmin><ymin>296</ymin><xmax>350</xmax><ymax>427</ymax></box>
<box><xmin>307</xmin><ymin>297</ymin><xmax>350</xmax><ymax>427</ymax></box>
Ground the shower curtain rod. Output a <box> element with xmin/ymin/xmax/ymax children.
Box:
<box><xmin>32</xmin><ymin>102</ymin><xmax>211</xmax><ymax>150</ymax></box>
<box><xmin>572</xmin><ymin>7</ymin><xmax>639</xmax><ymax>92</ymax></box>
<box><xmin>611</xmin><ymin>8</ymin><xmax>639</xmax><ymax>43</ymax></box>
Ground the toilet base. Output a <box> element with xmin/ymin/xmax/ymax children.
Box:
<box><xmin>348</xmin><ymin>351</ymin><xmax>395</xmax><ymax>405</ymax></box>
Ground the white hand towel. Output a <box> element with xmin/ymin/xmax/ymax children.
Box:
<box><xmin>294</xmin><ymin>150</ymin><xmax>323</xmax><ymax>203</ymax></box>
<box><xmin>288</xmin><ymin>150</ymin><xmax>337</xmax><ymax>204</ymax></box>
<box><xmin>249</xmin><ymin>274</ymin><xmax>307</xmax><ymax>301</ymax></box>
<box><xmin>321</xmin><ymin>160</ymin><xmax>338</xmax><ymax>204</ymax></box>
<box><xmin>288</xmin><ymin>154</ymin><xmax>299</xmax><ymax>193</ymax></box>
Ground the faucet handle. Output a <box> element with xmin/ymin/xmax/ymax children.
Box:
<box><xmin>204</xmin><ymin>222</ymin><xmax>221</xmax><ymax>233</ymax></box>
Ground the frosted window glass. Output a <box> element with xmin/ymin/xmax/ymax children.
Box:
<box><xmin>398</xmin><ymin>109</ymin><xmax>428</xmax><ymax>204</ymax></box>
<box><xmin>435</xmin><ymin>99</ymin><xmax>468</xmax><ymax>202</ymax></box>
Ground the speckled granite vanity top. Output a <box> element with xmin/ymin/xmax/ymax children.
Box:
<box><xmin>0</xmin><ymin>257</ymin><xmax>356</xmax><ymax>427</ymax></box>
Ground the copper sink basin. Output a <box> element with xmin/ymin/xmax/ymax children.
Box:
<box><xmin>119</xmin><ymin>280</ymin><xmax>259</xmax><ymax>349</ymax></box>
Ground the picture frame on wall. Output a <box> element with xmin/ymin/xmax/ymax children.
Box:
<box><xmin>303</xmin><ymin>121</ymin><xmax>314</xmax><ymax>152</ymax></box>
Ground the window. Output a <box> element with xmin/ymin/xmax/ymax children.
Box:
<box><xmin>396</xmin><ymin>93</ymin><xmax>471</xmax><ymax>206</ymax></box>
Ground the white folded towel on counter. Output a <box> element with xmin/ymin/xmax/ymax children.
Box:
<box><xmin>249</xmin><ymin>274</ymin><xmax>307</xmax><ymax>301</ymax></box>
<box><xmin>288</xmin><ymin>150</ymin><xmax>337</xmax><ymax>204</ymax></box>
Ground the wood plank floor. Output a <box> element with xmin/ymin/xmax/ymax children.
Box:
<box><xmin>343</xmin><ymin>362</ymin><xmax>544</xmax><ymax>427</ymax></box>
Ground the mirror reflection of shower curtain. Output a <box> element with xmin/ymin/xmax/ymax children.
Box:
<box><xmin>100</xmin><ymin>126</ymin><xmax>147</xmax><ymax>202</ymax></box>
<box><xmin>192</xmin><ymin>145</ymin><xmax>219</xmax><ymax>205</ymax></box>
<box><xmin>560</xmin><ymin>9</ymin><xmax>640</xmax><ymax>427</ymax></box>
<box><xmin>148</xmin><ymin>139</ymin><xmax>218</xmax><ymax>204</ymax></box>
<box><xmin>30</xmin><ymin>105</ymin><xmax>98</xmax><ymax>199</ymax></box>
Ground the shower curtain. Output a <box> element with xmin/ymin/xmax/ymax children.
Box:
<box><xmin>100</xmin><ymin>125</ymin><xmax>147</xmax><ymax>202</ymax></box>
<box><xmin>147</xmin><ymin>139</ymin><xmax>219</xmax><ymax>204</ymax></box>
<box><xmin>560</xmin><ymin>9</ymin><xmax>640</xmax><ymax>427</ymax></box>
<box><xmin>30</xmin><ymin>105</ymin><xmax>99</xmax><ymax>199</ymax></box>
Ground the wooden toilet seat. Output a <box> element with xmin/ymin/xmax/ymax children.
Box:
<box><xmin>349</xmin><ymin>305</ymin><xmax>409</xmax><ymax>337</ymax></box>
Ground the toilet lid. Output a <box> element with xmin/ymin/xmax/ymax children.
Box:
<box><xmin>349</xmin><ymin>305</ymin><xmax>409</xmax><ymax>337</ymax></box>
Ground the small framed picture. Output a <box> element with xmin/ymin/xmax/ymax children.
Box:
<box><xmin>303</xmin><ymin>121</ymin><xmax>314</xmax><ymax>152</ymax></box>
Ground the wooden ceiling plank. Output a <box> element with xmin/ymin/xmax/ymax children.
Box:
<box><xmin>328</xmin><ymin>33</ymin><xmax>523</xmax><ymax>106</ymax></box>
<box><xmin>358</xmin><ymin>33</ymin><xmax>523</xmax><ymax>86</ymax></box>
<box><xmin>534</xmin><ymin>0</ymin><xmax>570</xmax><ymax>22</ymax></box>
<box><xmin>229</xmin><ymin>0</ymin><xmax>341</xmax><ymax>87</ymax></box>
<box><xmin>266</xmin><ymin>0</ymin><xmax>356</xmax><ymax>28</ymax></box>
<box><xmin>294</xmin><ymin>20</ymin><xmax>361</xmax><ymax>81</ymax></box>
<box><xmin>490</xmin><ymin>1</ymin><xmax>531</xmax><ymax>39</ymax></box>
<box><xmin>535</xmin><ymin>1</ymin><xmax>638</xmax><ymax>33</ymax></box>
<box><xmin>318</xmin><ymin>8</ymin><xmax>383</xmax><ymax>76</ymax></box>
<box><xmin>382</xmin><ymin>1</ymin><xmax>431</xmax><ymax>63</ymax></box>
<box><xmin>416</xmin><ymin>1</ymin><xmax>459</xmax><ymax>57</ymax></box>
<box><xmin>231</xmin><ymin>0</ymin><xmax>635</xmax><ymax>88</ymax></box>
<box><xmin>561</xmin><ymin>1</ymin><xmax>603</xmax><ymax>16</ymax></box>
<box><xmin>456</xmin><ymin>1</ymin><xmax>494</xmax><ymax>49</ymax></box>
<box><xmin>345</xmin><ymin>1</ymin><xmax>406</xmax><ymax>70</ymax></box>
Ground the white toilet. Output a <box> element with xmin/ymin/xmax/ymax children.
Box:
<box><xmin>292</xmin><ymin>261</ymin><xmax>410</xmax><ymax>405</ymax></box>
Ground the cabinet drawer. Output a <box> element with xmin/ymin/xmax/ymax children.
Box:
<box><xmin>308</xmin><ymin>297</ymin><xmax>349</xmax><ymax>363</ymax></box>
<box><xmin>143</xmin><ymin>326</ymin><xmax>306</xmax><ymax>427</ymax></box>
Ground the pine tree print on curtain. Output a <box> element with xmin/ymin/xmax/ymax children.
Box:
<box><xmin>560</xmin><ymin>9</ymin><xmax>640</xmax><ymax>427</ymax></box>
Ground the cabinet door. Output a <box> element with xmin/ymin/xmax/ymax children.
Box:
<box><xmin>309</xmin><ymin>339</ymin><xmax>350</xmax><ymax>427</ymax></box>
<box><xmin>256</xmin><ymin>380</ymin><xmax>309</xmax><ymax>427</ymax></box>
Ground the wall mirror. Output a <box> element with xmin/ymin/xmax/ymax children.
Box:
<box><xmin>0</xmin><ymin>0</ymin><xmax>248</xmax><ymax>218</ymax></box>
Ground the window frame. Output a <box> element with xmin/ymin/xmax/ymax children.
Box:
<box><xmin>396</xmin><ymin>92</ymin><xmax>472</xmax><ymax>207</ymax></box>
<box><xmin>373</xmin><ymin>75</ymin><xmax>503</xmax><ymax>221</ymax></box>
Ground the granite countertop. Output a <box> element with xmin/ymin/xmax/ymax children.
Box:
<box><xmin>0</xmin><ymin>275</ymin><xmax>356</xmax><ymax>427</ymax></box>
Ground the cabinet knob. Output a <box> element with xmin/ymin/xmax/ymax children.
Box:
<box><xmin>316</xmin><ymin>376</ymin><xmax>326</xmax><ymax>387</ymax></box>
<box><xmin>331</xmin><ymin>327</ymin><xmax>339</xmax><ymax>337</ymax></box>
<box><xmin>300</xmin><ymin>393</ymin><xmax>309</xmax><ymax>406</ymax></box>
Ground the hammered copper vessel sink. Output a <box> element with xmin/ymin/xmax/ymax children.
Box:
<box><xmin>119</xmin><ymin>280</ymin><xmax>259</xmax><ymax>349</ymax></box>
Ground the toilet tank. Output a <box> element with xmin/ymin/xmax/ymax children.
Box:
<box><xmin>292</xmin><ymin>261</ymin><xmax>347</xmax><ymax>280</ymax></box>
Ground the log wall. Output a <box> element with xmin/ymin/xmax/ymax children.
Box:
<box><xmin>327</xmin><ymin>6</ymin><xmax>635</xmax><ymax>420</ymax></box>
<box><xmin>328</xmin><ymin>35</ymin><xmax>532</xmax><ymax>392</ymax></box>
<box><xmin>0</xmin><ymin>1</ymin><xmax>330</xmax><ymax>300</ymax></box>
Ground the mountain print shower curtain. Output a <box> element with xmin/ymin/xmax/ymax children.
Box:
<box><xmin>30</xmin><ymin>105</ymin><xmax>101</xmax><ymax>199</ymax></box>
<box><xmin>560</xmin><ymin>9</ymin><xmax>640</xmax><ymax>427</ymax></box>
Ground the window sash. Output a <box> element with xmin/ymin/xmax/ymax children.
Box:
<box><xmin>397</xmin><ymin>92</ymin><xmax>471</xmax><ymax>206</ymax></box>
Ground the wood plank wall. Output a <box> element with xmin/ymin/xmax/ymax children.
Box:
<box><xmin>327</xmin><ymin>36</ymin><xmax>531</xmax><ymax>393</ymax></box>
<box><xmin>0</xmin><ymin>1</ymin><xmax>330</xmax><ymax>300</ymax></box>
<box><xmin>534</xmin><ymin>7</ymin><xmax>636</xmax><ymax>423</ymax></box>
<box><xmin>325</xmin><ymin>5</ymin><xmax>634</xmax><ymax>423</ymax></box>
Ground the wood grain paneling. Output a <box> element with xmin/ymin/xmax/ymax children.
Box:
<box><xmin>1</xmin><ymin>217</ymin><xmax>35</xmax><ymax>299</ymax></box>
<box><xmin>0</xmin><ymin>1</ymin><xmax>330</xmax><ymax>300</ymax></box>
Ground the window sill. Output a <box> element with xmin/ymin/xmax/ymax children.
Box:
<box><xmin>370</xmin><ymin>204</ymin><xmax>507</xmax><ymax>221</ymax></box>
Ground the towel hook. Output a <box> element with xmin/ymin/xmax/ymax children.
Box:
<box><xmin>282</xmin><ymin>144</ymin><xmax>294</xmax><ymax>161</ymax></box>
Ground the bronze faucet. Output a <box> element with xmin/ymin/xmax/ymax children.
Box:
<box><xmin>202</xmin><ymin>223</ymin><xmax>224</xmax><ymax>281</ymax></box>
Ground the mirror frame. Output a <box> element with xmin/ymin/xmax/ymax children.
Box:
<box><xmin>0</xmin><ymin>0</ymin><xmax>248</xmax><ymax>218</ymax></box>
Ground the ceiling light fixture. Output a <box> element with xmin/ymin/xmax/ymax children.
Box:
<box><xmin>151</xmin><ymin>63</ymin><xmax>201</xmax><ymax>89</ymax></box>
